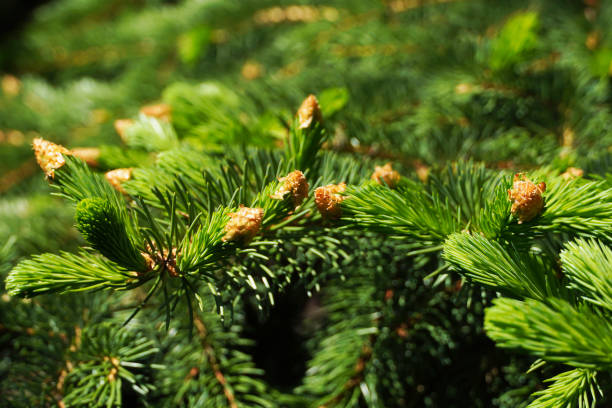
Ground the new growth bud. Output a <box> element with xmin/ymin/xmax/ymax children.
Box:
<box><xmin>71</xmin><ymin>147</ymin><xmax>101</xmax><ymax>167</ymax></box>
<box><xmin>371</xmin><ymin>163</ymin><xmax>401</xmax><ymax>188</ymax></box>
<box><xmin>223</xmin><ymin>206</ymin><xmax>264</xmax><ymax>244</ymax></box>
<box><xmin>508</xmin><ymin>173</ymin><xmax>546</xmax><ymax>224</ymax></box>
<box><xmin>105</xmin><ymin>168</ymin><xmax>133</xmax><ymax>193</ymax></box>
<box><xmin>32</xmin><ymin>138</ymin><xmax>71</xmax><ymax>178</ymax></box>
<box><xmin>297</xmin><ymin>94</ymin><xmax>322</xmax><ymax>129</ymax></box>
<box><xmin>140</xmin><ymin>103</ymin><xmax>172</xmax><ymax>121</ymax></box>
<box><xmin>114</xmin><ymin>119</ymin><xmax>134</xmax><ymax>142</ymax></box>
<box><xmin>142</xmin><ymin>245</ymin><xmax>178</xmax><ymax>277</ymax></box>
<box><xmin>315</xmin><ymin>182</ymin><xmax>346</xmax><ymax>219</ymax></box>
<box><xmin>271</xmin><ymin>170</ymin><xmax>309</xmax><ymax>207</ymax></box>
<box><xmin>561</xmin><ymin>167</ymin><xmax>584</xmax><ymax>180</ymax></box>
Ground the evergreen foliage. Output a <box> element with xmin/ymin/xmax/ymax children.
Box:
<box><xmin>1</xmin><ymin>0</ymin><xmax>612</xmax><ymax>407</ymax></box>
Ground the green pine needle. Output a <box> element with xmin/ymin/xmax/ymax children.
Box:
<box><xmin>76</xmin><ymin>198</ymin><xmax>147</xmax><ymax>272</ymax></box>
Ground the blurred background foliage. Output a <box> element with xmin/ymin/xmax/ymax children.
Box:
<box><xmin>1</xmin><ymin>0</ymin><xmax>611</xmax><ymax>406</ymax></box>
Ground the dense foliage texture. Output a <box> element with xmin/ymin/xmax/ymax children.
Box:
<box><xmin>1</xmin><ymin>0</ymin><xmax>612</xmax><ymax>407</ymax></box>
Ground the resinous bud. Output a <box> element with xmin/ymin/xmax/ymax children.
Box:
<box><xmin>315</xmin><ymin>182</ymin><xmax>346</xmax><ymax>219</ymax></box>
<box><xmin>223</xmin><ymin>206</ymin><xmax>264</xmax><ymax>244</ymax></box>
<box><xmin>508</xmin><ymin>173</ymin><xmax>546</xmax><ymax>223</ymax></box>
<box><xmin>297</xmin><ymin>94</ymin><xmax>322</xmax><ymax>129</ymax></box>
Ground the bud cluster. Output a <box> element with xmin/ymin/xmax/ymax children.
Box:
<box><xmin>142</xmin><ymin>246</ymin><xmax>179</xmax><ymax>277</ymax></box>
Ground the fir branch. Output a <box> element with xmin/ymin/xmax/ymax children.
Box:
<box><xmin>193</xmin><ymin>315</ymin><xmax>238</xmax><ymax>408</ymax></box>
<box><xmin>298</xmin><ymin>268</ymin><xmax>382</xmax><ymax>407</ymax></box>
<box><xmin>123</xmin><ymin>167</ymin><xmax>178</xmax><ymax>210</ymax></box>
<box><xmin>561</xmin><ymin>239</ymin><xmax>612</xmax><ymax>312</ymax></box>
<box><xmin>177</xmin><ymin>208</ymin><xmax>231</xmax><ymax>275</ymax></box>
<box><xmin>527</xmin><ymin>368</ymin><xmax>600</xmax><ymax>408</ymax></box>
<box><xmin>157</xmin><ymin>302</ymin><xmax>274</xmax><ymax>407</ymax></box>
<box><xmin>53</xmin><ymin>155</ymin><xmax>122</xmax><ymax>204</ymax></box>
<box><xmin>61</xmin><ymin>323</ymin><xmax>159</xmax><ymax>408</ymax></box>
<box><xmin>443</xmin><ymin>232</ymin><xmax>565</xmax><ymax>301</ymax></box>
<box><xmin>339</xmin><ymin>161</ymin><xmax>512</xmax><ymax>243</ymax></box>
<box><xmin>285</xmin><ymin>121</ymin><xmax>327</xmax><ymax>178</ymax></box>
<box><xmin>96</xmin><ymin>145</ymin><xmax>152</xmax><ymax>170</ymax></box>
<box><xmin>485</xmin><ymin>298</ymin><xmax>612</xmax><ymax>370</ymax></box>
<box><xmin>341</xmin><ymin>181</ymin><xmax>460</xmax><ymax>243</ymax></box>
<box><xmin>178</xmin><ymin>168</ymin><xmax>311</xmax><ymax>277</ymax></box>
<box><xmin>427</xmin><ymin>160</ymin><xmax>504</xmax><ymax>228</ymax></box>
<box><xmin>6</xmin><ymin>250</ymin><xmax>140</xmax><ymax>297</ymax></box>
<box><xmin>75</xmin><ymin>198</ymin><xmax>147</xmax><ymax>272</ymax></box>
<box><xmin>121</xmin><ymin>115</ymin><xmax>179</xmax><ymax>152</ymax></box>
<box><xmin>529</xmin><ymin>178</ymin><xmax>612</xmax><ymax>242</ymax></box>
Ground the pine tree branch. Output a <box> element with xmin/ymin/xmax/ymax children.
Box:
<box><xmin>527</xmin><ymin>368</ymin><xmax>600</xmax><ymax>408</ymax></box>
<box><xmin>561</xmin><ymin>239</ymin><xmax>612</xmax><ymax>312</ymax></box>
<box><xmin>443</xmin><ymin>232</ymin><xmax>565</xmax><ymax>301</ymax></box>
<box><xmin>193</xmin><ymin>314</ymin><xmax>238</xmax><ymax>408</ymax></box>
<box><xmin>6</xmin><ymin>250</ymin><xmax>141</xmax><ymax>297</ymax></box>
<box><xmin>56</xmin><ymin>325</ymin><xmax>83</xmax><ymax>408</ymax></box>
<box><xmin>485</xmin><ymin>298</ymin><xmax>612</xmax><ymax>370</ymax></box>
<box><xmin>121</xmin><ymin>115</ymin><xmax>179</xmax><ymax>152</ymax></box>
<box><xmin>526</xmin><ymin>178</ymin><xmax>612</xmax><ymax>242</ymax></box>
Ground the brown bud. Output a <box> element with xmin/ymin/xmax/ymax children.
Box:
<box><xmin>71</xmin><ymin>147</ymin><xmax>101</xmax><ymax>167</ymax></box>
<box><xmin>508</xmin><ymin>174</ymin><xmax>546</xmax><ymax>224</ymax></box>
<box><xmin>586</xmin><ymin>31</ymin><xmax>600</xmax><ymax>50</ymax></box>
<box><xmin>106</xmin><ymin>357</ymin><xmax>120</xmax><ymax>382</ymax></box>
<box><xmin>105</xmin><ymin>168</ymin><xmax>132</xmax><ymax>193</ymax></box>
<box><xmin>297</xmin><ymin>94</ymin><xmax>322</xmax><ymax>129</ymax></box>
<box><xmin>188</xmin><ymin>367</ymin><xmax>200</xmax><ymax>379</ymax></box>
<box><xmin>561</xmin><ymin>167</ymin><xmax>584</xmax><ymax>180</ymax></box>
<box><xmin>271</xmin><ymin>170</ymin><xmax>309</xmax><ymax>207</ymax></box>
<box><xmin>114</xmin><ymin>119</ymin><xmax>134</xmax><ymax>142</ymax></box>
<box><xmin>371</xmin><ymin>163</ymin><xmax>401</xmax><ymax>188</ymax></box>
<box><xmin>454</xmin><ymin>83</ymin><xmax>473</xmax><ymax>95</ymax></box>
<box><xmin>415</xmin><ymin>162</ymin><xmax>429</xmax><ymax>183</ymax></box>
<box><xmin>1</xmin><ymin>74</ymin><xmax>21</xmax><ymax>97</ymax></box>
<box><xmin>562</xmin><ymin>127</ymin><xmax>574</xmax><ymax>148</ymax></box>
<box><xmin>223</xmin><ymin>206</ymin><xmax>264</xmax><ymax>244</ymax></box>
<box><xmin>32</xmin><ymin>138</ymin><xmax>71</xmax><ymax>178</ymax></box>
<box><xmin>142</xmin><ymin>245</ymin><xmax>179</xmax><ymax>277</ymax></box>
<box><xmin>315</xmin><ymin>182</ymin><xmax>346</xmax><ymax>219</ymax></box>
<box><xmin>140</xmin><ymin>103</ymin><xmax>172</xmax><ymax>121</ymax></box>
<box><xmin>241</xmin><ymin>61</ymin><xmax>263</xmax><ymax>80</ymax></box>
